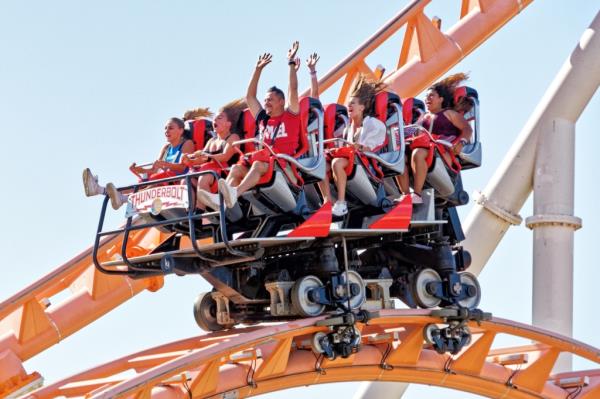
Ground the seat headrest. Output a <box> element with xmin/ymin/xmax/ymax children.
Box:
<box><xmin>239</xmin><ymin>109</ymin><xmax>257</xmax><ymax>152</ymax></box>
<box><xmin>401</xmin><ymin>97</ymin><xmax>425</xmax><ymax>125</ymax></box>
<box><xmin>299</xmin><ymin>96</ymin><xmax>323</xmax><ymax>128</ymax></box>
<box><xmin>454</xmin><ymin>86</ymin><xmax>478</xmax><ymax>103</ymax></box>
<box><xmin>374</xmin><ymin>91</ymin><xmax>401</xmax><ymax>123</ymax></box>
<box><xmin>324</xmin><ymin>104</ymin><xmax>348</xmax><ymax>138</ymax></box>
<box><xmin>184</xmin><ymin>118</ymin><xmax>214</xmax><ymax>151</ymax></box>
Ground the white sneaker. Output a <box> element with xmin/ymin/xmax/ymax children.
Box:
<box><xmin>197</xmin><ymin>188</ymin><xmax>220</xmax><ymax>210</ymax></box>
<box><xmin>394</xmin><ymin>193</ymin><xmax>409</xmax><ymax>203</ymax></box>
<box><xmin>106</xmin><ymin>183</ymin><xmax>128</xmax><ymax>210</ymax></box>
<box><xmin>218</xmin><ymin>179</ymin><xmax>238</xmax><ymax>209</ymax></box>
<box><xmin>410</xmin><ymin>192</ymin><xmax>423</xmax><ymax>204</ymax></box>
<box><xmin>82</xmin><ymin>168</ymin><xmax>105</xmax><ymax>197</ymax></box>
<box><xmin>332</xmin><ymin>201</ymin><xmax>348</xmax><ymax>217</ymax></box>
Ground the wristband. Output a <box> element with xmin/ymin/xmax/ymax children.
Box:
<box><xmin>310</xmin><ymin>70</ymin><xmax>317</xmax><ymax>75</ymax></box>
<box><xmin>288</xmin><ymin>60</ymin><xmax>296</xmax><ymax>66</ymax></box>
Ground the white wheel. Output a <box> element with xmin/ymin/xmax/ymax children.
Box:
<box><xmin>457</xmin><ymin>272</ymin><xmax>481</xmax><ymax>309</ymax></box>
<box><xmin>423</xmin><ymin>324</ymin><xmax>438</xmax><ymax>345</ymax></box>
<box><xmin>193</xmin><ymin>292</ymin><xmax>231</xmax><ymax>332</ymax></box>
<box><xmin>291</xmin><ymin>275</ymin><xmax>326</xmax><ymax>317</ymax></box>
<box><xmin>311</xmin><ymin>332</ymin><xmax>328</xmax><ymax>354</ymax></box>
<box><xmin>340</xmin><ymin>271</ymin><xmax>366</xmax><ymax>310</ymax></box>
<box><xmin>413</xmin><ymin>268</ymin><xmax>442</xmax><ymax>308</ymax></box>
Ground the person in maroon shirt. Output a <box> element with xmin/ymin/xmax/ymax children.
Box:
<box><xmin>197</xmin><ymin>42</ymin><xmax>303</xmax><ymax>210</ymax></box>
<box><xmin>396</xmin><ymin>73</ymin><xmax>473</xmax><ymax>204</ymax></box>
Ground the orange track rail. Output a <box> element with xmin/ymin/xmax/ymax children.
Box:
<box><xmin>27</xmin><ymin>310</ymin><xmax>600</xmax><ymax>399</ymax></box>
<box><xmin>0</xmin><ymin>0</ymin><xmax>535</xmax><ymax>397</ymax></box>
<box><xmin>0</xmin><ymin>226</ymin><xmax>168</xmax><ymax>397</ymax></box>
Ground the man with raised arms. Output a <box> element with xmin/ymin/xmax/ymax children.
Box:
<box><xmin>196</xmin><ymin>41</ymin><xmax>302</xmax><ymax>210</ymax></box>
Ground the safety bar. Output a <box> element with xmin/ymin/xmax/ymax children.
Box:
<box><xmin>92</xmin><ymin>170</ymin><xmax>258</xmax><ymax>277</ymax></box>
<box><xmin>276</xmin><ymin>108</ymin><xmax>325</xmax><ymax>175</ymax></box>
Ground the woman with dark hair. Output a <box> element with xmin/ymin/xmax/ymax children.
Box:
<box><xmin>83</xmin><ymin>117</ymin><xmax>194</xmax><ymax>209</ymax></box>
<box><xmin>396</xmin><ymin>73</ymin><xmax>473</xmax><ymax>204</ymax></box>
<box><xmin>319</xmin><ymin>74</ymin><xmax>387</xmax><ymax>216</ymax></box>
<box><xmin>187</xmin><ymin>98</ymin><xmax>246</xmax><ymax>210</ymax></box>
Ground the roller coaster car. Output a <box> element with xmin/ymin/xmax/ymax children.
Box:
<box><xmin>92</xmin><ymin>91</ymin><xmax>483</xmax><ymax>333</ymax></box>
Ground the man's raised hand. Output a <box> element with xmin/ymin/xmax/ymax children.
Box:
<box><xmin>256</xmin><ymin>53</ymin><xmax>272</xmax><ymax>70</ymax></box>
<box><xmin>287</xmin><ymin>41</ymin><xmax>299</xmax><ymax>62</ymax></box>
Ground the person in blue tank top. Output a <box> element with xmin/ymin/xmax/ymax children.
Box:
<box><xmin>82</xmin><ymin>117</ymin><xmax>194</xmax><ymax>209</ymax></box>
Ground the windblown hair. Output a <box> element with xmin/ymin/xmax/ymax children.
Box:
<box><xmin>350</xmin><ymin>74</ymin><xmax>387</xmax><ymax>117</ymax></box>
<box><xmin>219</xmin><ymin>98</ymin><xmax>247</xmax><ymax>134</ymax></box>
<box><xmin>182</xmin><ymin>107</ymin><xmax>213</xmax><ymax>121</ymax></box>
<box><xmin>429</xmin><ymin>72</ymin><xmax>473</xmax><ymax>112</ymax></box>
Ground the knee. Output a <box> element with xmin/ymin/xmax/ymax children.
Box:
<box><xmin>332</xmin><ymin>159</ymin><xmax>345</xmax><ymax>173</ymax></box>
<box><xmin>412</xmin><ymin>149</ymin><xmax>427</xmax><ymax>161</ymax></box>
<box><xmin>252</xmin><ymin>161</ymin><xmax>269</xmax><ymax>174</ymax></box>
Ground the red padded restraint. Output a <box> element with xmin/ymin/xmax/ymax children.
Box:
<box><xmin>295</xmin><ymin>97</ymin><xmax>310</xmax><ymax>159</ymax></box>
<box><xmin>190</xmin><ymin>119</ymin><xmax>208</xmax><ymax>151</ymax></box>
<box><xmin>241</xmin><ymin>109</ymin><xmax>257</xmax><ymax>153</ymax></box>
<box><xmin>402</xmin><ymin>97</ymin><xmax>415</xmax><ymax>125</ymax></box>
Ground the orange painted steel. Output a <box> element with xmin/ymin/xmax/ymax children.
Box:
<box><xmin>26</xmin><ymin>309</ymin><xmax>600</xmax><ymax>399</ymax></box>
<box><xmin>0</xmin><ymin>225</ymin><xmax>168</xmax><ymax>398</ymax></box>
<box><xmin>302</xmin><ymin>0</ymin><xmax>533</xmax><ymax>102</ymax></box>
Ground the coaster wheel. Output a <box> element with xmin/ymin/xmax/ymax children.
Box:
<box><xmin>413</xmin><ymin>268</ymin><xmax>442</xmax><ymax>308</ymax></box>
<box><xmin>193</xmin><ymin>292</ymin><xmax>232</xmax><ymax>332</ymax></box>
<box><xmin>457</xmin><ymin>272</ymin><xmax>481</xmax><ymax>309</ymax></box>
<box><xmin>340</xmin><ymin>270</ymin><xmax>366</xmax><ymax>310</ymax></box>
<box><xmin>291</xmin><ymin>275</ymin><xmax>326</xmax><ymax>317</ymax></box>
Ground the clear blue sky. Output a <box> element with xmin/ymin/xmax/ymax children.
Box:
<box><xmin>0</xmin><ymin>1</ymin><xmax>598</xmax><ymax>398</ymax></box>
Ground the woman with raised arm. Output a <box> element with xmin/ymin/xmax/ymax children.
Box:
<box><xmin>185</xmin><ymin>99</ymin><xmax>246</xmax><ymax>210</ymax></box>
<box><xmin>318</xmin><ymin>74</ymin><xmax>387</xmax><ymax>216</ymax></box>
<box><xmin>83</xmin><ymin>117</ymin><xmax>195</xmax><ymax>210</ymax></box>
<box><xmin>396</xmin><ymin>73</ymin><xmax>473</xmax><ymax>204</ymax></box>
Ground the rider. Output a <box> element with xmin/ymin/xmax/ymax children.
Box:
<box><xmin>197</xmin><ymin>42</ymin><xmax>303</xmax><ymax>209</ymax></box>
<box><xmin>318</xmin><ymin>74</ymin><xmax>387</xmax><ymax>216</ymax></box>
<box><xmin>396</xmin><ymin>73</ymin><xmax>473</xmax><ymax>204</ymax></box>
<box><xmin>83</xmin><ymin>117</ymin><xmax>194</xmax><ymax>209</ymax></box>
<box><xmin>186</xmin><ymin>99</ymin><xmax>246</xmax><ymax>210</ymax></box>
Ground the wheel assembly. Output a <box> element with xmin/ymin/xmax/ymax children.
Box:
<box><xmin>193</xmin><ymin>292</ymin><xmax>231</xmax><ymax>332</ymax></box>
<box><xmin>291</xmin><ymin>275</ymin><xmax>326</xmax><ymax>317</ymax></box>
<box><xmin>457</xmin><ymin>272</ymin><xmax>481</xmax><ymax>309</ymax></box>
<box><xmin>413</xmin><ymin>268</ymin><xmax>442</xmax><ymax>308</ymax></box>
<box><xmin>340</xmin><ymin>270</ymin><xmax>366</xmax><ymax>310</ymax></box>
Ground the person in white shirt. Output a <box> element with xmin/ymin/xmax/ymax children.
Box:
<box><xmin>318</xmin><ymin>75</ymin><xmax>387</xmax><ymax>216</ymax></box>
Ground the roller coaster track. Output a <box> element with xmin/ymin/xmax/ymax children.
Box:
<box><xmin>25</xmin><ymin>310</ymin><xmax>600</xmax><ymax>399</ymax></box>
<box><xmin>9</xmin><ymin>0</ymin><xmax>593</xmax><ymax>398</ymax></box>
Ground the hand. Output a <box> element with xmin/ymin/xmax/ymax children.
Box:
<box><xmin>452</xmin><ymin>142</ymin><xmax>464</xmax><ymax>155</ymax></box>
<box><xmin>287</xmin><ymin>41</ymin><xmax>299</xmax><ymax>62</ymax></box>
<box><xmin>256</xmin><ymin>53</ymin><xmax>272</xmax><ymax>70</ymax></box>
<box><xmin>306</xmin><ymin>52</ymin><xmax>320</xmax><ymax>72</ymax></box>
<box><xmin>292</xmin><ymin>57</ymin><xmax>300</xmax><ymax>71</ymax></box>
<box><xmin>129</xmin><ymin>162</ymin><xmax>137</xmax><ymax>172</ymax></box>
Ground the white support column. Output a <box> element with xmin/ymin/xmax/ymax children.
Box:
<box><xmin>526</xmin><ymin>118</ymin><xmax>582</xmax><ymax>372</ymax></box>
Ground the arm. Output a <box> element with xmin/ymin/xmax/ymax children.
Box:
<box><xmin>444</xmin><ymin>110</ymin><xmax>473</xmax><ymax>154</ymax></box>
<box><xmin>287</xmin><ymin>41</ymin><xmax>300</xmax><ymax>114</ymax></box>
<box><xmin>246</xmin><ymin>53</ymin><xmax>272</xmax><ymax>118</ymax></box>
<box><xmin>307</xmin><ymin>52</ymin><xmax>320</xmax><ymax>99</ymax></box>
<box><xmin>207</xmin><ymin>134</ymin><xmax>241</xmax><ymax>163</ymax></box>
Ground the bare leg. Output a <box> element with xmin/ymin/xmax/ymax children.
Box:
<box><xmin>236</xmin><ymin>161</ymin><xmax>269</xmax><ymax>196</ymax></box>
<box><xmin>195</xmin><ymin>175</ymin><xmax>215</xmax><ymax>210</ymax></box>
<box><xmin>331</xmin><ymin>158</ymin><xmax>349</xmax><ymax>202</ymax></box>
<box><xmin>226</xmin><ymin>164</ymin><xmax>248</xmax><ymax>187</ymax></box>
<box><xmin>318</xmin><ymin>164</ymin><xmax>334</xmax><ymax>203</ymax></box>
<box><xmin>396</xmin><ymin>169</ymin><xmax>410</xmax><ymax>195</ymax></box>
<box><xmin>411</xmin><ymin>148</ymin><xmax>428</xmax><ymax>195</ymax></box>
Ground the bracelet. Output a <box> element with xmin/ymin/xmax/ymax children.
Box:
<box><xmin>310</xmin><ymin>70</ymin><xmax>317</xmax><ymax>75</ymax></box>
<box><xmin>288</xmin><ymin>60</ymin><xmax>296</xmax><ymax>66</ymax></box>
<box><xmin>459</xmin><ymin>138</ymin><xmax>468</xmax><ymax>145</ymax></box>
